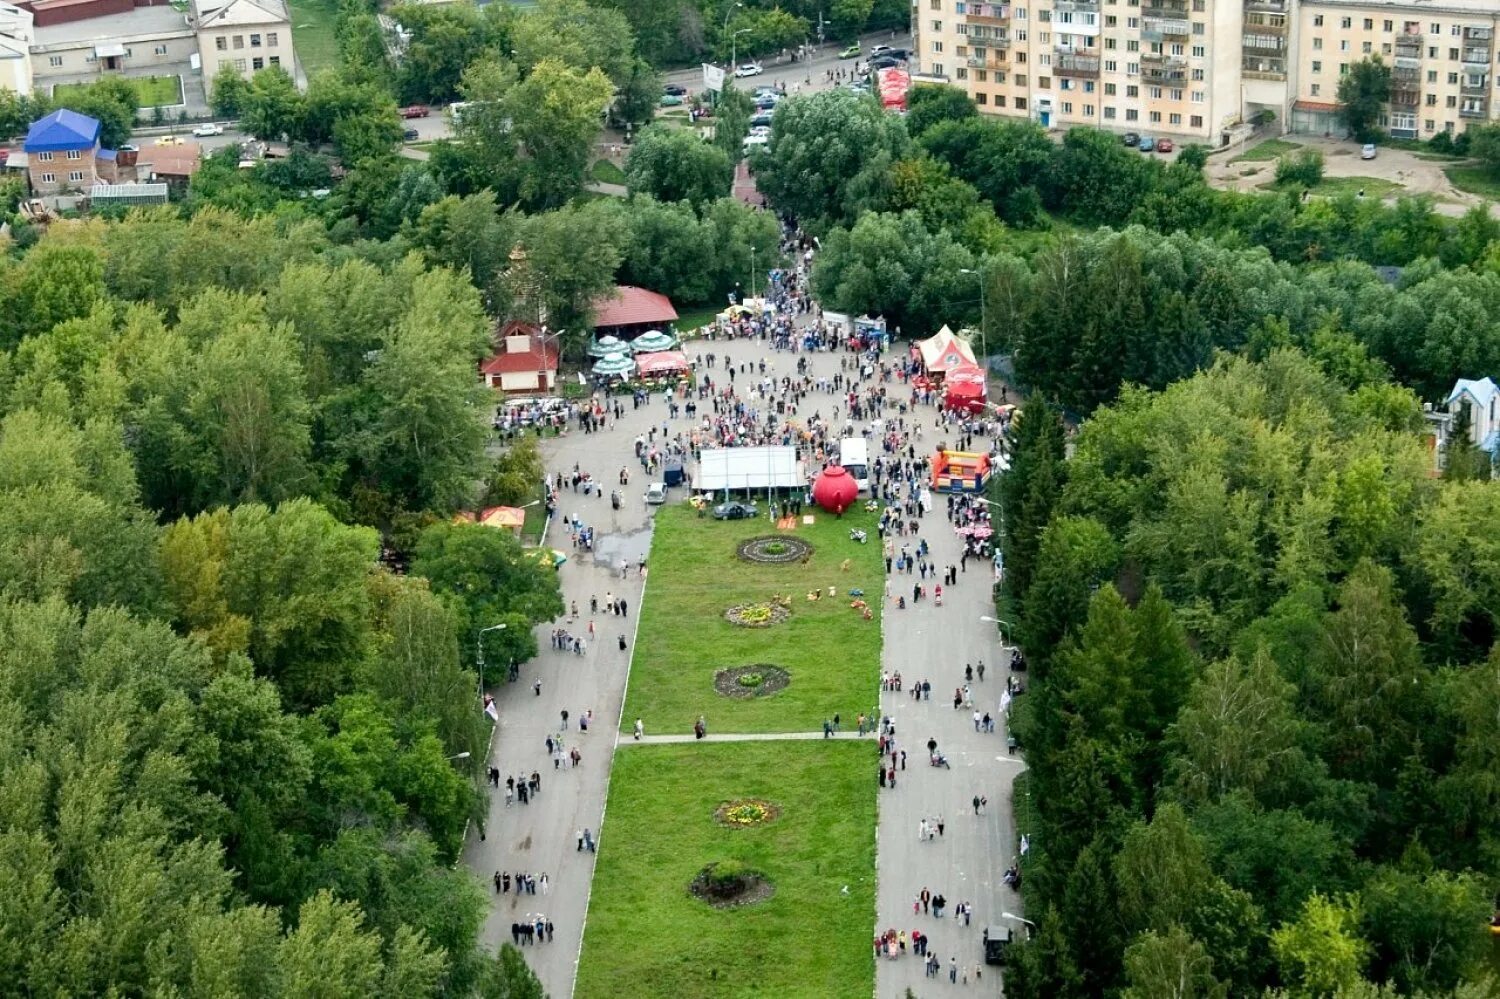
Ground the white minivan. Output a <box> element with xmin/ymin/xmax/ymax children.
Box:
<box><xmin>839</xmin><ymin>437</ymin><xmax>871</xmax><ymax>494</ymax></box>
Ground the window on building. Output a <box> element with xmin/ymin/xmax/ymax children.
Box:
<box><xmin>1016</xmin><ymin>72</ymin><xmax>1026</xmax><ymax>84</ymax></box>
<box><xmin>1105</xmin><ymin>37</ymin><xmax>1116</xmax><ymax>49</ymax></box>
<box><xmin>1340</xmin><ymin>40</ymin><xmax>1349</xmax><ymax>51</ymax></box>
<box><xmin>1039</xmin><ymin>75</ymin><xmax>1051</xmax><ymax>87</ymax></box>
<box><xmin>1149</xmin><ymin>85</ymin><xmax>1162</xmax><ymax>98</ymax></box>
<box><xmin>976</xmin><ymin>92</ymin><xmax>988</xmax><ymax>104</ymax></box>
<box><xmin>250</xmin><ymin>33</ymin><xmax>261</xmax><ymax>47</ymax></box>
<box><xmin>1313</xmin><ymin>37</ymin><xmax>1323</xmax><ymax>50</ymax></box>
<box><xmin>65</xmin><ymin>149</ymin><xmax>79</xmax><ymax>160</ymax></box>
<box><xmin>233</xmin><ymin>35</ymin><xmax>244</xmax><ymax>49</ymax></box>
<box><xmin>1191</xmin><ymin>89</ymin><xmax>1204</xmax><ymax>101</ymax></box>
<box><xmin>1015</xmin><ymin>96</ymin><xmax>1026</xmax><ymax>109</ymax></box>
<box><xmin>1426</xmin><ymin>93</ymin><xmax>1437</xmax><ymax>105</ymax></box>
<box><xmin>997</xmin><ymin>93</ymin><xmax>1008</xmax><ymax>106</ymax></box>
<box><xmin>1190</xmin><ymin>114</ymin><xmax>1202</xmax><ymax>128</ymax></box>
<box><xmin>1126</xmin><ymin>107</ymin><xmax>1139</xmax><ymax>120</ymax></box>
<box><xmin>37</xmin><ymin>152</ymin><xmax>53</xmax><ymax>162</ymax></box>
<box><xmin>252</xmin><ymin>57</ymin><xmax>264</xmax><ymax>69</ymax></box>
<box><xmin>154</xmin><ymin>44</ymin><xmax>167</xmax><ymax>55</ymax></box>
<box><xmin>216</xmin><ymin>36</ymin><xmax>227</xmax><ymax>50</ymax></box>
<box><xmin>933</xmin><ymin>40</ymin><xmax>944</xmax><ymax>51</ymax></box>
<box><xmin>40</xmin><ymin>173</ymin><xmax>54</xmax><ymax>183</ymax></box>
<box><xmin>1447</xmin><ymin>94</ymin><xmax>1457</xmax><ymax>107</ymax></box>
<box><xmin>1127</xmin><ymin>39</ymin><xmax>1139</xmax><ymax>50</ymax></box>
<box><xmin>1126</xmin><ymin>84</ymin><xmax>1138</xmax><ymax>96</ymax></box>
<box><xmin>267</xmin><ymin>32</ymin><xmax>278</xmax><ymax>45</ymax></box>
<box><xmin>1127</xmin><ymin>61</ymin><xmax>1138</xmax><ymax>74</ymax></box>
<box><xmin>1449</xmin><ymin>47</ymin><xmax>1459</xmax><ymax>60</ymax></box>
<box><xmin>48</xmin><ymin>55</ymin><xmax>62</xmax><ymax>66</ymax></box>
<box><xmin>1062</xmin><ymin>101</ymin><xmax>1073</xmax><ymax>113</ymax></box>
<box><xmin>1105</xmin><ymin>82</ymin><xmax>1117</xmax><ymax>94</ymax></box>
<box><xmin>1105</xmin><ymin>58</ymin><xmax>1117</xmax><ymax>71</ymax></box>
<box><xmin>1060</xmin><ymin>77</ymin><xmax>1072</xmax><ymax>89</ymax></box>
<box><xmin>1192</xmin><ymin>46</ymin><xmax>1204</xmax><ymax>58</ymax></box>
<box><xmin>1191</xmin><ymin>67</ymin><xmax>1204</xmax><ymax>80</ymax></box>
<box><xmin>1425</xmin><ymin>118</ymin><xmax>1435</xmax><ymax>131</ymax></box>
<box><xmin>1312</xmin><ymin>14</ymin><xmax>1322</xmax><ymax>26</ymax></box>
<box><xmin>1449</xmin><ymin>72</ymin><xmax>1459</xmax><ymax>84</ymax></box>
<box><xmin>1427</xmin><ymin>70</ymin><xmax>1437</xmax><ymax>82</ymax></box>
<box><xmin>957</xmin><ymin>67</ymin><xmax>969</xmax><ymax>79</ymax></box>
<box><xmin>1149</xmin><ymin>110</ymin><xmax>1162</xmax><ymax>122</ymax></box>
<box><xmin>1383</xmin><ymin>20</ymin><xmax>1392</xmax><ymax>31</ymax></box>
<box><xmin>1171</xmin><ymin>87</ymin><xmax>1183</xmax><ymax>99</ymax></box>
<box><xmin>1104</xmin><ymin>105</ymin><xmax>1116</xmax><ymax>118</ymax></box>
<box><xmin>1429</xmin><ymin>23</ymin><xmax>1439</xmax><ymax>34</ymax></box>
<box><xmin>1310</xmin><ymin>83</ymin><xmax>1320</xmax><ymax>95</ymax></box>
<box><xmin>1192</xmin><ymin>0</ymin><xmax>1203</xmax><ymax>9</ymax></box>
<box><xmin>933</xmin><ymin>61</ymin><xmax>945</xmax><ymax>73</ymax></box>
<box><xmin>1084</xmin><ymin>80</ymin><xmax>1095</xmax><ymax>92</ymax></box>
<box><xmin>1362</xmin><ymin>41</ymin><xmax>1371</xmax><ymax>53</ymax></box>
<box><xmin>932</xmin><ymin>20</ymin><xmax>942</xmax><ymax>30</ymax></box>
<box><xmin>977</xmin><ymin>69</ymin><xmax>989</xmax><ymax>81</ymax></box>
<box><xmin>1169</xmin><ymin>112</ymin><xmax>1181</xmax><ymax>124</ymax></box>
<box><xmin>68</xmin><ymin>170</ymin><xmax>83</xmax><ymax>181</ymax></box>
<box><xmin>1340</xmin><ymin>16</ymin><xmax>1350</xmax><ymax>28</ymax></box>
<box><xmin>1105</xmin><ymin>14</ymin><xmax>1116</xmax><ymax>26</ymax></box>
<box><xmin>1451</xmin><ymin>24</ymin><xmax>1461</xmax><ymax>36</ymax></box>
<box><xmin>1340</xmin><ymin>62</ymin><xmax>1349</xmax><ymax>74</ymax></box>
<box><xmin>235</xmin><ymin>58</ymin><xmax>247</xmax><ymax>70</ymax></box>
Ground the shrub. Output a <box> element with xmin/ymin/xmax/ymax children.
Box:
<box><xmin>1275</xmin><ymin>149</ymin><xmax>1325</xmax><ymax>188</ymax></box>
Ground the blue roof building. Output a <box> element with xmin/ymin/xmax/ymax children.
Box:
<box><xmin>24</xmin><ymin>109</ymin><xmax>101</xmax><ymax>153</ymax></box>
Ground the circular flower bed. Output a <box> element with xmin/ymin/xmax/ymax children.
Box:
<box><xmin>724</xmin><ymin>602</ymin><xmax>791</xmax><ymax>628</ymax></box>
<box><xmin>736</xmin><ymin>535</ymin><xmax>814</xmax><ymax>564</ymax></box>
<box><xmin>714</xmin><ymin>798</ymin><xmax>781</xmax><ymax>828</ymax></box>
<box><xmin>713</xmin><ymin>664</ymin><xmax>791</xmax><ymax>698</ymax></box>
<box><xmin>688</xmin><ymin>861</ymin><xmax>776</xmax><ymax>909</ymax></box>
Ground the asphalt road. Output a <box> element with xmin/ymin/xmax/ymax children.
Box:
<box><xmin>460</xmin><ymin>313</ymin><xmax>1020</xmax><ymax>997</ymax></box>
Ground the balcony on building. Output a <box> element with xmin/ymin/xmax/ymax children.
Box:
<box><xmin>1142</xmin><ymin>16</ymin><xmax>1191</xmax><ymax>41</ymax></box>
<box><xmin>1463</xmin><ymin>25</ymin><xmax>1493</xmax><ymax>42</ymax></box>
<box><xmin>1242</xmin><ymin>0</ymin><xmax>1287</xmax><ymax>11</ymax></box>
<box><xmin>1141</xmin><ymin>52</ymin><xmax>1187</xmax><ymax>82</ymax></box>
<box><xmin>1461</xmin><ymin>75</ymin><xmax>1489</xmax><ymax>95</ymax></box>
<box><xmin>1240</xmin><ymin>55</ymin><xmax>1284</xmax><ymax>81</ymax></box>
<box><xmin>1460</xmin><ymin>102</ymin><xmax>1488</xmax><ymax>119</ymax></box>
<box><xmin>1462</xmin><ymin>47</ymin><xmax>1490</xmax><ymax>67</ymax></box>
<box><xmin>1142</xmin><ymin>0</ymin><xmax>1187</xmax><ymax>15</ymax></box>
<box><xmin>1052</xmin><ymin>0</ymin><xmax>1099</xmax><ymax>12</ymax></box>
<box><xmin>1242</xmin><ymin>34</ymin><xmax>1286</xmax><ymax>55</ymax></box>
<box><xmin>1055</xmin><ymin>48</ymin><xmax>1101</xmax><ymax>77</ymax></box>
<box><xmin>965</xmin><ymin>2</ymin><xmax>1010</xmax><ymax>24</ymax></box>
<box><xmin>1394</xmin><ymin>37</ymin><xmax>1422</xmax><ymax>60</ymax></box>
<box><xmin>968</xmin><ymin>49</ymin><xmax>1007</xmax><ymax>68</ymax></box>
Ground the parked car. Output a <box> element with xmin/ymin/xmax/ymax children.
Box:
<box><xmin>402</xmin><ymin>127</ymin><xmax>420</xmax><ymax>141</ymax></box>
<box><xmin>749</xmin><ymin>125</ymin><xmax>771</xmax><ymax>138</ymax></box>
<box><xmin>1361</xmin><ymin>142</ymin><xmax>1377</xmax><ymax>160</ymax></box>
<box><xmin>754</xmin><ymin>97</ymin><xmax>778</xmax><ymax>111</ymax></box>
<box><xmin>750</xmin><ymin>111</ymin><xmax>773</xmax><ymax>127</ymax></box>
<box><xmin>884</xmin><ymin>48</ymin><xmax>910</xmax><ymax>60</ymax></box>
<box><xmin>191</xmin><ymin>122</ymin><xmax>224</xmax><ymax>137</ymax></box>
<box><xmin>1138</xmin><ymin>135</ymin><xmax>1156</xmax><ymax>152</ymax></box>
<box><xmin>1155</xmin><ymin>137</ymin><xmax>1174</xmax><ymax>153</ymax></box>
<box><xmin>154</xmin><ymin>135</ymin><xmax>184</xmax><ymax>146</ymax></box>
<box><xmin>660</xmin><ymin>93</ymin><xmax>684</xmax><ymax>106</ymax></box>
<box><xmin>1121</xmin><ymin>131</ymin><xmax>1140</xmax><ymax>147</ymax></box>
<box><xmin>400</xmin><ymin>105</ymin><xmax>430</xmax><ymax>119</ymax></box>
<box><xmin>870</xmin><ymin>56</ymin><xmax>901</xmax><ymax>70</ymax></box>
<box><xmin>645</xmin><ymin>483</ymin><xmax>668</xmax><ymax>505</ymax></box>
<box><xmin>839</xmin><ymin>42</ymin><xmax>861</xmax><ymax>58</ymax></box>
<box><xmin>663</xmin><ymin>83</ymin><xmax>687</xmax><ymax>96</ymax></box>
<box><xmin>713</xmin><ymin>501</ymin><xmax>760</xmax><ymax>520</ymax></box>
<box><xmin>871</xmin><ymin>44</ymin><xmax>892</xmax><ymax>55</ymax></box>
<box><xmin>735</xmin><ymin>63</ymin><xmax>764</xmax><ymax>77</ymax></box>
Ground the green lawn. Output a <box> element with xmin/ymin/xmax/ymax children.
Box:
<box><xmin>1227</xmin><ymin>138</ymin><xmax>1301</xmax><ymax>163</ymax></box>
<box><xmin>576</xmin><ymin>741</ymin><xmax>876</xmax><ymax>998</ymax></box>
<box><xmin>674</xmin><ymin>303</ymin><xmax>722</xmax><ymax>334</ymax></box>
<box><xmin>1444</xmin><ymin>165</ymin><xmax>1500</xmax><ymax>200</ymax></box>
<box><xmin>287</xmin><ymin>0</ymin><xmax>340</xmax><ymax>77</ymax></box>
<box><xmin>1260</xmin><ymin>175</ymin><xmax>1402</xmax><ymax>199</ymax></box>
<box><xmin>589</xmin><ymin>158</ymin><xmax>626</xmax><ymax>185</ymax></box>
<box><xmin>55</xmin><ymin>75</ymin><xmax>181</xmax><ymax>108</ymax></box>
<box><xmin>622</xmin><ymin>503</ymin><xmax>882</xmax><ymax>734</ymax></box>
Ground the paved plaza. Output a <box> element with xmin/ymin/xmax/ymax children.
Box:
<box><xmin>460</xmin><ymin>330</ymin><xmax>1023</xmax><ymax>997</ymax></box>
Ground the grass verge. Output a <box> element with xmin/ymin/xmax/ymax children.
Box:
<box><xmin>589</xmin><ymin>159</ymin><xmax>626</xmax><ymax>185</ymax></box>
<box><xmin>1227</xmin><ymin>138</ymin><xmax>1301</xmax><ymax>163</ymax></box>
<box><xmin>55</xmin><ymin>75</ymin><xmax>182</xmax><ymax>108</ymax></box>
<box><xmin>1260</xmin><ymin>175</ymin><xmax>1403</xmax><ymax>199</ymax></box>
<box><xmin>674</xmin><ymin>303</ymin><xmax>722</xmax><ymax>333</ymax></box>
<box><xmin>622</xmin><ymin>503</ymin><xmax>882</xmax><ymax>734</ymax></box>
<box><xmin>286</xmin><ymin>0</ymin><xmax>340</xmax><ymax>77</ymax></box>
<box><xmin>576</xmin><ymin>740</ymin><xmax>876</xmax><ymax>998</ymax></box>
<box><xmin>1444</xmin><ymin>165</ymin><xmax>1500</xmax><ymax>200</ymax></box>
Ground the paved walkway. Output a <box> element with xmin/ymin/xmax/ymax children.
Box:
<box><xmin>873</xmin><ymin>486</ymin><xmax>1024</xmax><ymax>994</ymax></box>
<box><xmin>460</xmin><ymin>329</ymin><xmax>1020</xmax><ymax>997</ymax></box>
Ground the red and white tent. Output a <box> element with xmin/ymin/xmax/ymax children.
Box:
<box><xmin>634</xmin><ymin>350</ymin><xmax>691</xmax><ymax>376</ymax></box>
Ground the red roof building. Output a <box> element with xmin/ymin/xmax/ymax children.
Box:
<box><xmin>480</xmin><ymin>321</ymin><xmax>559</xmax><ymax>394</ymax></box>
<box><xmin>591</xmin><ymin>285</ymin><xmax>678</xmax><ymax>340</ymax></box>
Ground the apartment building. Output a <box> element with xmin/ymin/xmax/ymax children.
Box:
<box><xmin>913</xmin><ymin>0</ymin><xmax>1500</xmax><ymax>143</ymax></box>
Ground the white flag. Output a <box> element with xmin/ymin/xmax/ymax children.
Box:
<box><xmin>1019</xmin><ymin>834</ymin><xmax>1030</xmax><ymax>856</ymax></box>
<box><xmin>483</xmin><ymin>696</ymin><xmax>499</xmax><ymax>722</ymax></box>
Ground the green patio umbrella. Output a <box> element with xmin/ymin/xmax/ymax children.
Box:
<box><xmin>630</xmin><ymin>329</ymin><xmax>679</xmax><ymax>353</ymax></box>
<box><xmin>588</xmin><ymin>335</ymin><xmax>626</xmax><ymax>358</ymax></box>
<box><xmin>592</xmin><ymin>351</ymin><xmax>636</xmax><ymax>378</ymax></box>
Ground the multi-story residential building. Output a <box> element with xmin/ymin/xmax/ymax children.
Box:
<box><xmin>189</xmin><ymin>0</ymin><xmax>293</xmax><ymax>82</ymax></box>
<box><xmin>913</xmin><ymin>0</ymin><xmax>1500</xmax><ymax>143</ymax></box>
<box><xmin>23</xmin><ymin>106</ymin><xmax>99</xmax><ymax>192</ymax></box>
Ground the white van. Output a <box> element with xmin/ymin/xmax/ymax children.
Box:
<box><xmin>839</xmin><ymin>437</ymin><xmax>870</xmax><ymax>494</ymax></box>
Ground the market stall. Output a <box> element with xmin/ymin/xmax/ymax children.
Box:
<box><xmin>592</xmin><ymin>351</ymin><xmax>637</xmax><ymax>379</ymax></box>
<box><xmin>634</xmin><ymin>350</ymin><xmax>691</xmax><ymax>377</ymax></box>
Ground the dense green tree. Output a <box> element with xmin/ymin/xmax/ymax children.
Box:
<box><xmin>710</xmin><ymin>83</ymin><xmax>754</xmax><ymax>164</ymax></box>
<box><xmin>1336</xmin><ymin>57</ymin><xmax>1392</xmax><ymax>142</ymax></box>
<box><xmin>208</xmin><ymin>64</ymin><xmax>254</xmax><ymax>119</ymax></box>
<box><xmin>238</xmin><ymin>65</ymin><xmax>304</xmax><ymax>141</ymax></box>
<box><xmin>60</xmin><ymin>76</ymin><xmax>137</xmax><ymax>148</ymax></box>
<box><xmin>625</xmin><ymin>125</ymin><xmax>734</xmax><ymax>207</ymax></box>
<box><xmin>904</xmin><ymin>85</ymin><xmax>977</xmax><ymax>137</ymax></box>
<box><xmin>1122</xmin><ymin>926</ymin><xmax>1228</xmax><ymax>999</ymax></box>
<box><xmin>1360</xmin><ymin>867</ymin><xmax>1490</xmax><ymax>994</ymax></box>
<box><xmin>755</xmin><ymin>88</ymin><xmax>909</xmax><ymax>227</ymax></box>
<box><xmin>1271</xmin><ymin>893</ymin><xmax>1370</xmax><ymax>996</ymax></box>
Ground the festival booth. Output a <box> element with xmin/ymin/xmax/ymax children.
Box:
<box><xmin>698</xmin><ymin>446</ymin><xmax>803</xmax><ymax>496</ymax></box>
<box><xmin>634</xmin><ymin>350</ymin><xmax>691</xmax><ymax>377</ymax></box>
<box><xmin>592</xmin><ymin>351</ymin><xmax>637</xmax><ymax>381</ymax></box>
<box><xmin>943</xmin><ymin>362</ymin><xmax>988</xmax><ymax>414</ymax></box>
<box><xmin>931</xmin><ymin>449</ymin><xmax>993</xmax><ymax>494</ymax></box>
<box><xmin>453</xmin><ymin>505</ymin><xmax>526</xmax><ymax>535</ymax></box>
<box><xmin>629</xmin><ymin>329</ymin><xmax>680</xmax><ymax>353</ymax></box>
<box><xmin>588</xmin><ymin>335</ymin><xmax>628</xmax><ymax>358</ymax></box>
<box><xmin>911</xmin><ymin>326</ymin><xmax>978</xmax><ymax>391</ymax></box>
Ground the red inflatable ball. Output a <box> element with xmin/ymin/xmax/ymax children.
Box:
<box><xmin>812</xmin><ymin>465</ymin><xmax>859</xmax><ymax>515</ymax></box>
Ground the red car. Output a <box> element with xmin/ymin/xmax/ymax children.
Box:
<box><xmin>400</xmin><ymin>105</ymin><xmax>430</xmax><ymax>119</ymax></box>
<box><xmin>1155</xmin><ymin>137</ymin><xmax>1174</xmax><ymax>153</ymax></box>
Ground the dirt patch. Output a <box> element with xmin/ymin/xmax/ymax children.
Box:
<box><xmin>736</xmin><ymin>535</ymin><xmax>814</xmax><ymax>564</ymax></box>
<box><xmin>713</xmin><ymin>664</ymin><xmax>791</xmax><ymax>698</ymax></box>
<box><xmin>713</xmin><ymin>798</ymin><xmax>782</xmax><ymax>828</ymax></box>
<box><xmin>724</xmin><ymin>601</ymin><xmax>791</xmax><ymax>627</ymax></box>
<box><xmin>688</xmin><ymin>862</ymin><xmax>776</xmax><ymax>909</ymax></box>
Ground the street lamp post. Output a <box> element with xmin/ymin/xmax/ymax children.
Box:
<box><xmin>732</xmin><ymin>28</ymin><xmax>751</xmax><ymax>71</ymax></box>
<box><xmin>959</xmin><ymin>266</ymin><xmax>988</xmax><ymax>370</ymax></box>
<box><xmin>979</xmin><ymin>615</ymin><xmax>1013</xmax><ymax>648</ymax></box>
<box><xmin>1000</xmin><ymin>911</ymin><xmax>1037</xmax><ymax>937</ymax></box>
<box><xmin>476</xmin><ymin>623</ymin><xmax>508</xmax><ymax>701</ymax></box>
